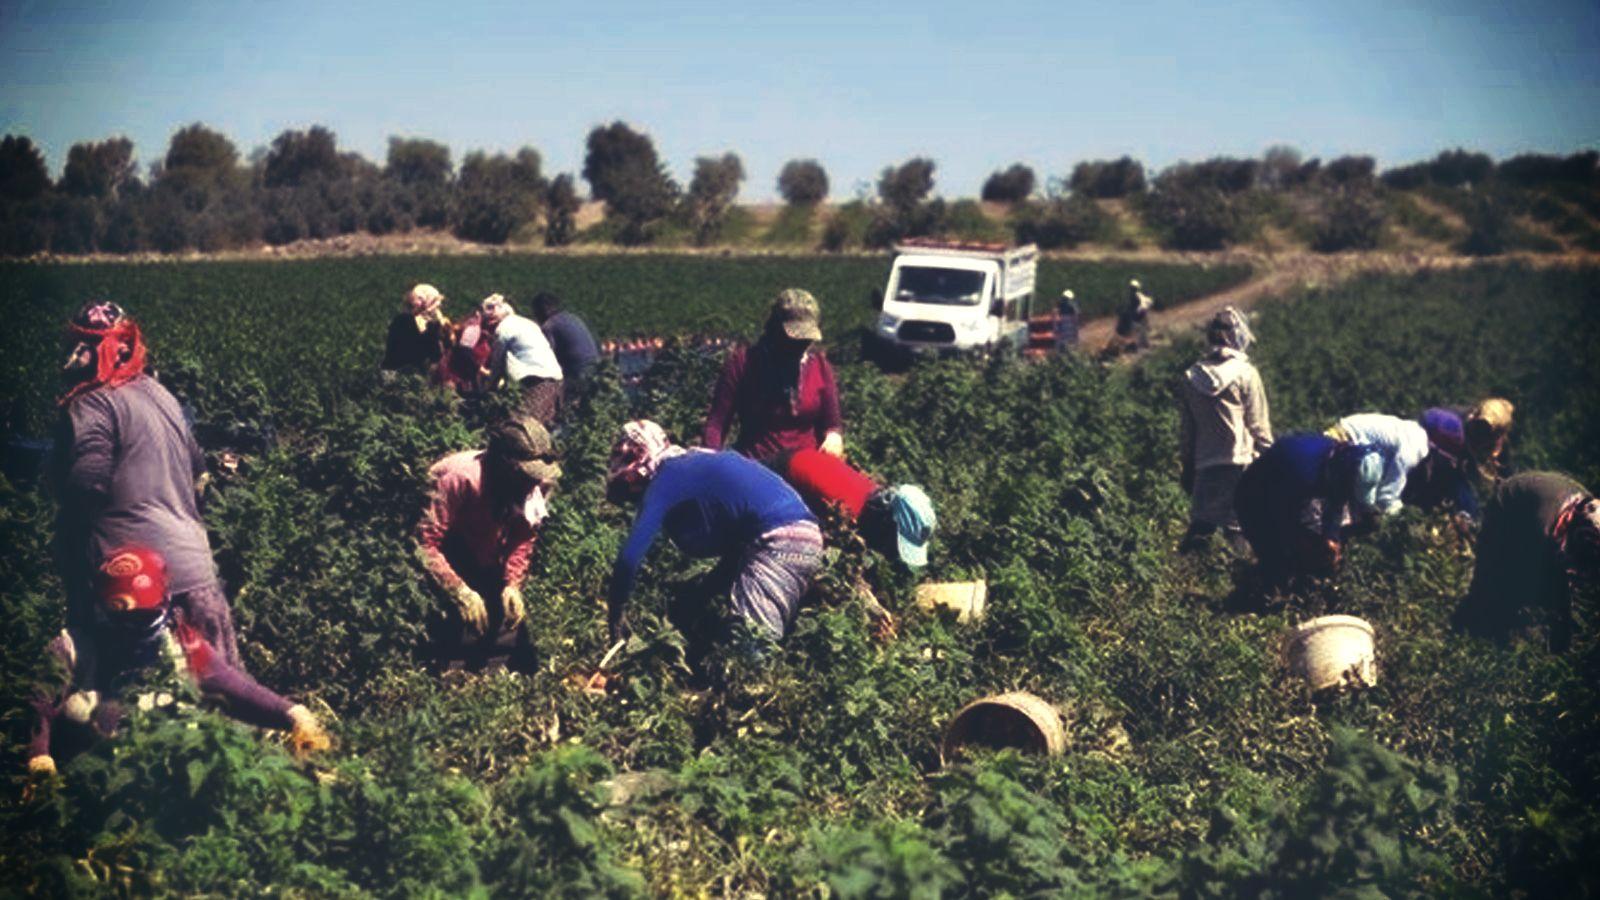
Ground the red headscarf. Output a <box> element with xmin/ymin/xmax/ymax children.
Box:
<box><xmin>59</xmin><ymin>301</ymin><xmax>147</xmax><ymax>405</ymax></box>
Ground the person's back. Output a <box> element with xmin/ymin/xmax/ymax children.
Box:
<box><xmin>638</xmin><ymin>451</ymin><xmax>814</xmax><ymax>558</ymax></box>
<box><xmin>1181</xmin><ymin>351</ymin><xmax>1271</xmax><ymax>471</ymax></box>
<box><xmin>492</xmin><ymin>314</ymin><xmax>563</xmax><ymax>383</ymax></box>
<box><xmin>542</xmin><ymin>310</ymin><xmax>600</xmax><ymax>379</ymax></box>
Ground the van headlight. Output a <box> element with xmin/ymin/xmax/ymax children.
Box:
<box><xmin>876</xmin><ymin>313</ymin><xmax>900</xmax><ymax>334</ymax></box>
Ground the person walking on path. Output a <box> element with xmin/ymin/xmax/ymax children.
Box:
<box><xmin>1177</xmin><ymin>307</ymin><xmax>1272</xmax><ymax>554</ymax></box>
<box><xmin>703</xmin><ymin>289</ymin><xmax>843</xmax><ymax>463</ymax></box>
<box><xmin>51</xmin><ymin>301</ymin><xmax>241</xmax><ymax>666</ymax></box>
<box><xmin>1055</xmin><ymin>289</ymin><xmax>1081</xmax><ymax>352</ymax></box>
<box><xmin>530</xmin><ymin>292</ymin><xmax>600</xmax><ymax>418</ymax></box>
<box><xmin>381</xmin><ymin>283</ymin><xmax>451</xmax><ymax>375</ymax></box>
<box><xmin>1452</xmin><ymin>472</ymin><xmax>1598</xmax><ymax>651</ymax></box>
<box><xmin>1234</xmin><ymin>432</ymin><xmax>1385</xmax><ymax>579</ymax></box>
<box><xmin>27</xmin><ymin>546</ymin><xmax>329</xmax><ymax>778</ymax></box>
<box><xmin>1108</xmin><ymin>278</ymin><xmax>1153</xmax><ymax>354</ymax></box>
<box><xmin>417</xmin><ymin>417</ymin><xmax>562</xmax><ymax>672</ymax></box>
<box><xmin>604</xmin><ymin>421</ymin><xmax>824</xmax><ymax>671</ymax></box>
<box><xmin>480</xmin><ymin>294</ymin><xmax>564</xmax><ymax>427</ymax></box>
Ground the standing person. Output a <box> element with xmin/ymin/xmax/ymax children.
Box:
<box><xmin>381</xmin><ymin>283</ymin><xmax>450</xmax><ymax>375</ymax></box>
<box><xmin>530</xmin><ymin>292</ymin><xmax>600</xmax><ymax>417</ymax></box>
<box><xmin>604</xmin><ymin>421</ymin><xmax>823</xmax><ymax>669</ymax></box>
<box><xmin>417</xmin><ymin>417</ymin><xmax>561</xmax><ymax>672</ymax></box>
<box><xmin>480</xmin><ymin>294</ymin><xmax>564</xmax><ymax>427</ymax></box>
<box><xmin>1452</xmin><ymin>472</ymin><xmax>1597</xmax><ymax>651</ymax></box>
<box><xmin>51</xmin><ymin>301</ymin><xmax>241</xmax><ymax>666</ymax></box>
<box><xmin>1326</xmin><ymin>412</ymin><xmax>1432</xmax><ymax>519</ymax></box>
<box><xmin>1054</xmin><ymin>289</ymin><xmax>1080</xmax><ymax>352</ymax></box>
<box><xmin>1110</xmin><ymin>278</ymin><xmax>1154</xmax><ymax>353</ymax></box>
<box><xmin>27</xmin><ymin>546</ymin><xmax>330</xmax><ymax>777</ymax></box>
<box><xmin>1233</xmin><ymin>432</ymin><xmax>1385</xmax><ymax>579</ymax></box>
<box><xmin>1177</xmin><ymin>307</ymin><xmax>1272</xmax><ymax>554</ymax></box>
<box><xmin>774</xmin><ymin>447</ymin><xmax>936</xmax><ymax>569</ymax></box>
<box><xmin>703</xmin><ymin>289</ymin><xmax>843</xmax><ymax>463</ymax></box>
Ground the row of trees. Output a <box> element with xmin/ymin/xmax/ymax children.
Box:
<box><xmin>1</xmin><ymin>124</ymin><xmax>1595</xmax><ymax>256</ymax></box>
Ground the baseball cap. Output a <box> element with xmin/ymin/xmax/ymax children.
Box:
<box><xmin>888</xmin><ymin>485</ymin><xmax>936</xmax><ymax>568</ymax></box>
<box><xmin>768</xmin><ymin>288</ymin><xmax>822</xmax><ymax>342</ymax></box>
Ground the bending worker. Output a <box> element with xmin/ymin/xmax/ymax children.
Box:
<box><xmin>1234</xmin><ymin>432</ymin><xmax>1384</xmax><ymax>578</ymax></box>
<box><xmin>418</xmin><ymin>417</ymin><xmax>561</xmax><ymax>672</ymax></box>
<box><xmin>28</xmin><ymin>546</ymin><xmax>329</xmax><ymax>777</ymax></box>
<box><xmin>773</xmin><ymin>447</ymin><xmax>935</xmax><ymax>569</ymax></box>
<box><xmin>704</xmin><ymin>289</ymin><xmax>843</xmax><ymax>462</ymax></box>
<box><xmin>381</xmin><ymin>283</ymin><xmax>450</xmax><ymax>375</ymax></box>
<box><xmin>1177</xmin><ymin>307</ymin><xmax>1272</xmax><ymax>554</ymax></box>
<box><xmin>1326</xmin><ymin>412</ymin><xmax>1431</xmax><ymax>520</ymax></box>
<box><xmin>604</xmin><ymin>421</ymin><xmax>824</xmax><ymax>667</ymax></box>
<box><xmin>480</xmin><ymin>294</ymin><xmax>565</xmax><ymax>427</ymax></box>
<box><xmin>1453</xmin><ymin>472</ymin><xmax>1598</xmax><ymax>652</ymax></box>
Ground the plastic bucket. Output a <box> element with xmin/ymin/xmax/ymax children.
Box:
<box><xmin>1286</xmin><ymin>615</ymin><xmax>1377</xmax><ymax>693</ymax></box>
<box><xmin>915</xmin><ymin>581</ymin><xmax>987</xmax><ymax>623</ymax></box>
<box><xmin>941</xmin><ymin>691</ymin><xmax>1067</xmax><ymax>763</ymax></box>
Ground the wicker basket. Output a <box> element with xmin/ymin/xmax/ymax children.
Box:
<box><xmin>1287</xmin><ymin>615</ymin><xmax>1377</xmax><ymax>693</ymax></box>
<box><xmin>941</xmin><ymin>691</ymin><xmax>1067</xmax><ymax>763</ymax></box>
<box><xmin>915</xmin><ymin>580</ymin><xmax>987</xmax><ymax>623</ymax></box>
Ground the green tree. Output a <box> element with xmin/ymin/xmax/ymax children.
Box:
<box><xmin>59</xmin><ymin>137</ymin><xmax>136</xmax><ymax>200</ymax></box>
<box><xmin>777</xmin><ymin>159</ymin><xmax>829</xmax><ymax>206</ymax></box>
<box><xmin>877</xmin><ymin>157</ymin><xmax>936</xmax><ymax>216</ymax></box>
<box><xmin>544</xmin><ymin>174</ymin><xmax>581</xmax><ymax>246</ymax></box>
<box><xmin>583</xmin><ymin>122</ymin><xmax>677</xmax><ymax>243</ymax></box>
<box><xmin>385</xmin><ymin>137</ymin><xmax>453</xmax><ymax>186</ymax></box>
<box><xmin>161</xmin><ymin>123</ymin><xmax>241</xmax><ymax>187</ymax></box>
<box><xmin>262</xmin><ymin>126</ymin><xmax>343</xmax><ymax>188</ymax></box>
<box><xmin>0</xmin><ymin>134</ymin><xmax>51</xmax><ymax>201</ymax></box>
<box><xmin>455</xmin><ymin>147</ymin><xmax>546</xmax><ymax>244</ymax></box>
<box><xmin>684</xmin><ymin>152</ymin><xmax>745</xmax><ymax>245</ymax></box>
<box><xmin>981</xmin><ymin>164</ymin><xmax>1036</xmax><ymax>203</ymax></box>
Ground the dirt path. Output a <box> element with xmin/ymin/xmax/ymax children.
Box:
<box><xmin>1076</xmin><ymin>250</ymin><xmax>1597</xmax><ymax>355</ymax></box>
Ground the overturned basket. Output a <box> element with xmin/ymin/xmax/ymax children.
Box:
<box><xmin>941</xmin><ymin>692</ymin><xmax>1067</xmax><ymax>764</ymax></box>
<box><xmin>1286</xmin><ymin>615</ymin><xmax>1378</xmax><ymax>693</ymax></box>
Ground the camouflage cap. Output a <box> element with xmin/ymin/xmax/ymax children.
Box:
<box><xmin>767</xmin><ymin>288</ymin><xmax>822</xmax><ymax>342</ymax></box>
<box><xmin>487</xmin><ymin>417</ymin><xmax>562</xmax><ymax>486</ymax></box>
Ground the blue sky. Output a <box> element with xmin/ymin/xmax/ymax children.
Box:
<box><xmin>2</xmin><ymin>0</ymin><xmax>1596</xmax><ymax>199</ymax></box>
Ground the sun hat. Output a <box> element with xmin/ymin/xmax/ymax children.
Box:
<box><xmin>767</xmin><ymin>288</ymin><xmax>822</xmax><ymax>342</ymax></box>
<box><xmin>487</xmin><ymin>418</ymin><xmax>561</xmax><ymax>487</ymax></box>
<box><xmin>887</xmin><ymin>485</ymin><xmax>936</xmax><ymax>568</ymax></box>
<box><xmin>95</xmin><ymin>546</ymin><xmax>168</xmax><ymax>614</ymax></box>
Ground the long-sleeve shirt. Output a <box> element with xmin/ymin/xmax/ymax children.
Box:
<box><xmin>1457</xmin><ymin>472</ymin><xmax>1587</xmax><ymax>648</ymax></box>
<box><xmin>1245</xmin><ymin>433</ymin><xmax>1370</xmax><ymax>539</ymax></box>
<box><xmin>607</xmin><ymin>452</ymin><xmax>815</xmax><ymax>612</ymax></box>
<box><xmin>30</xmin><ymin>616</ymin><xmax>295</xmax><ymax>760</ymax></box>
<box><xmin>1179</xmin><ymin>348</ymin><xmax>1273</xmax><ymax>472</ymax></box>
<box><xmin>1333</xmin><ymin>413</ymin><xmax>1430</xmax><ymax>514</ymax></box>
<box><xmin>777</xmin><ymin>448</ymin><xmax>880</xmax><ymax>519</ymax></box>
<box><xmin>541</xmin><ymin>311</ymin><xmax>600</xmax><ymax>380</ymax></box>
<box><xmin>703</xmin><ymin>344</ymin><xmax>842</xmax><ymax>462</ymax></box>
<box><xmin>52</xmin><ymin>376</ymin><xmax>217</xmax><ymax>626</ymax></box>
<box><xmin>417</xmin><ymin>450</ymin><xmax>537</xmax><ymax>592</ymax></box>
<box><xmin>381</xmin><ymin>314</ymin><xmax>447</xmax><ymax>373</ymax></box>
<box><xmin>489</xmin><ymin>314</ymin><xmax>563</xmax><ymax>383</ymax></box>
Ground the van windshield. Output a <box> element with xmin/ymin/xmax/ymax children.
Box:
<box><xmin>893</xmin><ymin>267</ymin><xmax>987</xmax><ymax>306</ymax></box>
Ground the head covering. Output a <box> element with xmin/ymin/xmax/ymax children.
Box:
<box><xmin>1128</xmin><ymin>279</ymin><xmax>1141</xmax><ymax>290</ymax></box>
<box><xmin>1061</xmin><ymin>289</ymin><xmax>1075</xmax><ymax>300</ymax></box>
<box><xmin>406</xmin><ymin>284</ymin><xmax>444</xmax><ymax>316</ymax></box>
<box><xmin>95</xmin><ymin>546</ymin><xmax>168</xmax><ymax>614</ymax></box>
<box><xmin>480</xmin><ymin>293</ymin><xmax>514</xmax><ymax>325</ymax></box>
<box><xmin>487</xmin><ymin>418</ymin><xmax>562</xmax><ymax>487</ymax></box>
<box><xmin>1205</xmin><ymin>306</ymin><xmax>1254</xmax><ymax>353</ymax></box>
<box><xmin>59</xmin><ymin>300</ymin><xmax>146</xmax><ymax>405</ymax></box>
<box><xmin>1420</xmin><ymin>408</ymin><xmax>1467</xmax><ymax>458</ymax></box>
<box><xmin>885</xmin><ymin>485</ymin><xmax>936</xmax><ymax>568</ymax></box>
<box><xmin>606</xmin><ymin>420</ymin><xmax>685</xmax><ymax>495</ymax></box>
<box><xmin>1352</xmin><ymin>448</ymin><xmax>1385</xmax><ymax>511</ymax></box>
<box><xmin>1469</xmin><ymin>397</ymin><xmax>1514</xmax><ymax>433</ymax></box>
<box><xmin>766</xmin><ymin>288</ymin><xmax>822</xmax><ymax>342</ymax></box>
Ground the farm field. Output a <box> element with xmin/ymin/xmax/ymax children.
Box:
<box><xmin>1</xmin><ymin>259</ymin><xmax>1597</xmax><ymax>896</ymax></box>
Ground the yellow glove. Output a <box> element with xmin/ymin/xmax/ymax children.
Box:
<box><xmin>286</xmin><ymin>705</ymin><xmax>331</xmax><ymax>757</ymax></box>
<box><xmin>502</xmin><ymin>586</ymin><xmax>526</xmax><ymax>630</ymax></box>
<box><xmin>27</xmin><ymin>755</ymin><xmax>56</xmax><ymax>777</ymax></box>
<box><xmin>820</xmin><ymin>431</ymin><xmax>844</xmax><ymax>458</ymax></box>
<box><xmin>452</xmin><ymin>585</ymin><xmax>488</xmax><ymax>635</ymax></box>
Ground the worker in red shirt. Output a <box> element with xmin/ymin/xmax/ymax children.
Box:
<box><xmin>773</xmin><ymin>448</ymin><xmax>936</xmax><ymax>569</ymax></box>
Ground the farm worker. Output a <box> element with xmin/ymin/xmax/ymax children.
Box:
<box><xmin>1400</xmin><ymin>408</ymin><xmax>1482</xmax><ymax>526</ymax></box>
<box><xmin>26</xmin><ymin>546</ymin><xmax>329</xmax><ymax>778</ymax></box>
<box><xmin>1464</xmin><ymin>397</ymin><xmax>1515</xmax><ymax>481</ymax></box>
<box><xmin>1177</xmin><ymin>307</ymin><xmax>1272</xmax><ymax>554</ymax></box>
<box><xmin>439</xmin><ymin>308</ymin><xmax>494</xmax><ymax>396</ymax></box>
<box><xmin>1113</xmin><ymin>278</ymin><xmax>1154</xmax><ymax>351</ymax></box>
<box><xmin>480</xmin><ymin>294</ymin><xmax>564</xmax><ymax>427</ymax></box>
<box><xmin>1054</xmin><ymin>290</ymin><xmax>1080</xmax><ymax>351</ymax></box>
<box><xmin>381</xmin><ymin>283</ymin><xmax>450</xmax><ymax>375</ymax></box>
<box><xmin>1325</xmin><ymin>413</ymin><xmax>1432</xmax><ymax>519</ymax></box>
<box><xmin>530</xmin><ymin>291</ymin><xmax>600</xmax><ymax>416</ymax></box>
<box><xmin>51</xmin><ymin>301</ymin><xmax>242</xmax><ymax>667</ymax></box>
<box><xmin>774</xmin><ymin>448</ymin><xmax>936</xmax><ymax>568</ymax></box>
<box><xmin>1233</xmin><ymin>432</ymin><xmax>1385</xmax><ymax>578</ymax></box>
<box><xmin>703</xmin><ymin>289</ymin><xmax>844</xmax><ymax>463</ymax></box>
<box><xmin>1452</xmin><ymin>472</ymin><xmax>1598</xmax><ymax>651</ymax></box>
<box><xmin>604</xmin><ymin>420</ymin><xmax>823</xmax><ymax>666</ymax></box>
<box><xmin>417</xmin><ymin>417</ymin><xmax>561</xmax><ymax>672</ymax></box>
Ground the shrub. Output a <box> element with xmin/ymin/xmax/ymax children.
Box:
<box><xmin>1069</xmin><ymin>157</ymin><xmax>1147</xmax><ymax>198</ymax></box>
<box><xmin>683</xmin><ymin>153</ymin><xmax>745</xmax><ymax>246</ymax></box>
<box><xmin>1013</xmin><ymin>194</ymin><xmax>1115</xmax><ymax>249</ymax></box>
<box><xmin>1142</xmin><ymin>180</ymin><xmax>1248</xmax><ymax>250</ymax></box>
<box><xmin>1311</xmin><ymin>188</ymin><xmax>1388</xmax><ymax>252</ymax></box>
<box><xmin>981</xmin><ymin>164</ymin><xmax>1036</xmax><ymax>203</ymax></box>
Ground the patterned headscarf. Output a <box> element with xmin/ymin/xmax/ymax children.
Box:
<box><xmin>606</xmin><ymin>420</ymin><xmax>686</xmax><ymax>495</ymax></box>
<box><xmin>60</xmin><ymin>300</ymin><xmax>147</xmax><ymax>405</ymax></box>
<box><xmin>480</xmin><ymin>293</ymin><xmax>514</xmax><ymax>326</ymax></box>
<box><xmin>1555</xmin><ymin>494</ymin><xmax>1600</xmax><ymax>576</ymax></box>
<box><xmin>1206</xmin><ymin>306</ymin><xmax>1254</xmax><ymax>353</ymax></box>
<box><xmin>405</xmin><ymin>283</ymin><xmax>444</xmax><ymax>316</ymax></box>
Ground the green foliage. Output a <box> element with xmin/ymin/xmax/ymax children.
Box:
<box><xmin>1311</xmin><ymin>187</ymin><xmax>1388</xmax><ymax>252</ymax></box>
<box><xmin>778</xmin><ymin>159</ymin><xmax>830</xmax><ymax>207</ymax></box>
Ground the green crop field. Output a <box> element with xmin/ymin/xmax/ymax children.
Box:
<box><xmin>1</xmin><ymin>259</ymin><xmax>1596</xmax><ymax>896</ymax></box>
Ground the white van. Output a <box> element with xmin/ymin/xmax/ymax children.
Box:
<box><xmin>871</xmin><ymin>239</ymin><xmax>1039</xmax><ymax>357</ymax></box>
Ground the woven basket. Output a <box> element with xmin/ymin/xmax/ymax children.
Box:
<box><xmin>915</xmin><ymin>580</ymin><xmax>987</xmax><ymax>623</ymax></box>
<box><xmin>1287</xmin><ymin>615</ymin><xmax>1377</xmax><ymax>693</ymax></box>
<box><xmin>941</xmin><ymin>691</ymin><xmax>1067</xmax><ymax>763</ymax></box>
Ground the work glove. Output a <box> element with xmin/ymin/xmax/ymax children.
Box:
<box><xmin>26</xmin><ymin>755</ymin><xmax>56</xmax><ymax>777</ymax></box>
<box><xmin>286</xmin><ymin>705</ymin><xmax>332</xmax><ymax>757</ymax></box>
<box><xmin>452</xmin><ymin>584</ymin><xmax>489</xmax><ymax>635</ymax></box>
<box><xmin>502</xmin><ymin>586</ymin><xmax>526</xmax><ymax>631</ymax></box>
<box><xmin>820</xmin><ymin>431</ymin><xmax>845</xmax><ymax>458</ymax></box>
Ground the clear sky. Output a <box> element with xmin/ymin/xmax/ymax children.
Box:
<box><xmin>2</xmin><ymin>0</ymin><xmax>1596</xmax><ymax>200</ymax></box>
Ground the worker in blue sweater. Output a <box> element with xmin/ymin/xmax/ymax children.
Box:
<box><xmin>1234</xmin><ymin>432</ymin><xmax>1386</xmax><ymax>578</ymax></box>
